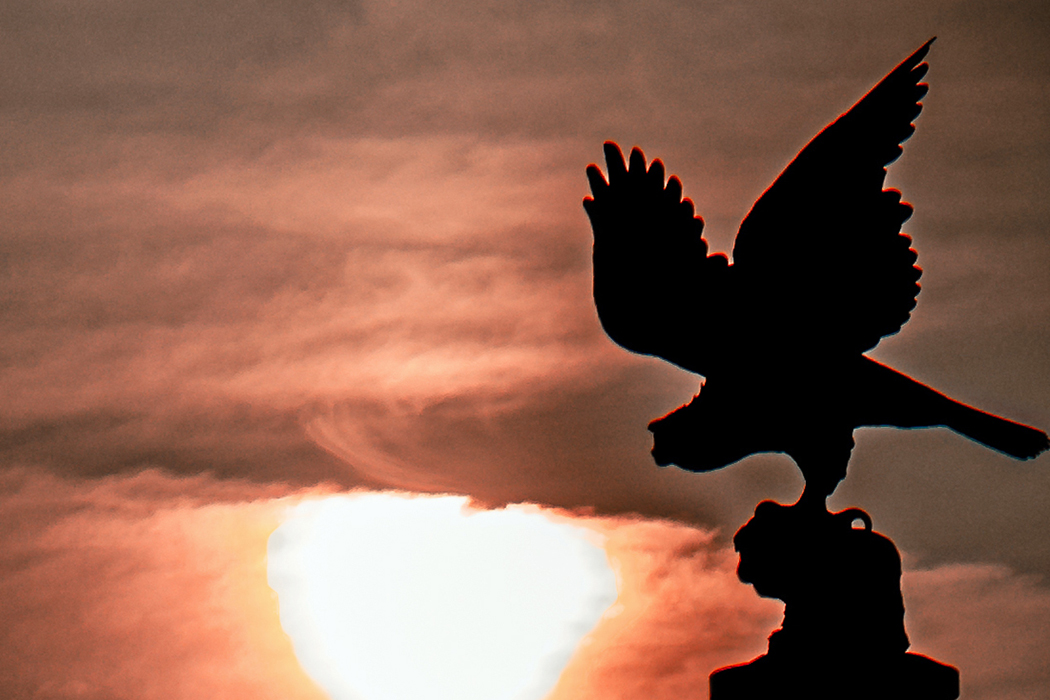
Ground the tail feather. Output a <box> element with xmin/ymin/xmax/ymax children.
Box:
<box><xmin>858</xmin><ymin>358</ymin><xmax>1048</xmax><ymax>460</ymax></box>
<box><xmin>947</xmin><ymin>404</ymin><xmax>1049</xmax><ymax>460</ymax></box>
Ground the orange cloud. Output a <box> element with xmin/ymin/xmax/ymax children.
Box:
<box><xmin>547</xmin><ymin>515</ymin><xmax>783</xmax><ymax>700</ymax></box>
<box><xmin>0</xmin><ymin>469</ymin><xmax>330</xmax><ymax>700</ymax></box>
<box><xmin>1</xmin><ymin>470</ymin><xmax>1049</xmax><ymax>699</ymax></box>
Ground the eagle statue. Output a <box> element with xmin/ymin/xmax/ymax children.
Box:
<box><xmin>583</xmin><ymin>39</ymin><xmax>1048</xmax><ymax>506</ymax></box>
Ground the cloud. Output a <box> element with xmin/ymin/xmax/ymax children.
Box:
<box><xmin>0</xmin><ymin>471</ymin><xmax>793</xmax><ymax>700</ymax></box>
<box><xmin>904</xmin><ymin>564</ymin><xmax>1050</xmax><ymax>700</ymax></box>
<box><xmin>3</xmin><ymin>0</ymin><xmax>1045</xmax><ymax>498</ymax></box>
<box><xmin>546</xmin><ymin>515</ymin><xmax>783</xmax><ymax>700</ymax></box>
<box><xmin>0</xmin><ymin>134</ymin><xmax>623</xmax><ymax>488</ymax></box>
<box><xmin>0</xmin><ymin>471</ymin><xmax>775</xmax><ymax>700</ymax></box>
<box><xmin>550</xmin><ymin>515</ymin><xmax>1050</xmax><ymax>700</ymax></box>
<box><xmin>1</xmin><ymin>469</ymin><xmax>1049</xmax><ymax>699</ymax></box>
<box><xmin>0</xmin><ymin>468</ymin><xmax>331</xmax><ymax>700</ymax></box>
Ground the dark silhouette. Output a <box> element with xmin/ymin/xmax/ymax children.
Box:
<box><xmin>583</xmin><ymin>38</ymin><xmax>1048</xmax><ymax>505</ymax></box>
<box><xmin>582</xmin><ymin>39</ymin><xmax>1043</xmax><ymax>697</ymax></box>
<box><xmin>709</xmin><ymin>501</ymin><xmax>959</xmax><ymax>699</ymax></box>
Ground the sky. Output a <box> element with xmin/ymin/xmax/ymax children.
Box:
<box><xmin>1</xmin><ymin>0</ymin><xmax>1049</xmax><ymax>698</ymax></box>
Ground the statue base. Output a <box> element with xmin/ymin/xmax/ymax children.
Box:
<box><xmin>711</xmin><ymin>651</ymin><xmax>959</xmax><ymax>700</ymax></box>
<box><xmin>710</xmin><ymin>500</ymin><xmax>959</xmax><ymax>700</ymax></box>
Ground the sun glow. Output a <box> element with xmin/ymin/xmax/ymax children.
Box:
<box><xmin>267</xmin><ymin>494</ymin><xmax>618</xmax><ymax>700</ymax></box>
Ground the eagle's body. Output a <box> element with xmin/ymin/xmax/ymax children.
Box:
<box><xmin>584</xmin><ymin>40</ymin><xmax>1048</xmax><ymax>502</ymax></box>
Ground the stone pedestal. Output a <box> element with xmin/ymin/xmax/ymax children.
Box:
<box><xmin>709</xmin><ymin>501</ymin><xmax>959</xmax><ymax>700</ymax></box>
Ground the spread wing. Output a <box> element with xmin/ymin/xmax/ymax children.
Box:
<box><xmin>732</xmin><ymin>39</ymin><xmax>933</xmax><ymax>356</ymax></box>
<box><xmin>584</xmin><ymin>142</ymin><xmax>728</xmax><ymax>376</ymax></box>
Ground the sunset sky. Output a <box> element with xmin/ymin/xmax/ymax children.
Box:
<box><xmin>2</xmin><ymin>1</ymin><xmax>1049</xmax><ymax>698</ymax></box>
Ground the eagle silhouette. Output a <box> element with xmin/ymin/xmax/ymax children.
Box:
<box><xmin>583</xmin><ymin>39</ymin><xmax>1048</xmax><ymax>505</ymax></box>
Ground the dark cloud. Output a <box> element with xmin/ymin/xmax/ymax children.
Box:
<box><xmin>904</xmin><ymin>563</ymin><xmax>1050</xmax><ymax>699</ymax></box>
<box><xmin>1</xmin><ymin>0</ymin><xmax>1047</xmax><ymax>555</ymax></box>
<box><xmin>3</xmin><ymin>0</ymin><xmax>1047</xmax><ymax>517</ymax></box>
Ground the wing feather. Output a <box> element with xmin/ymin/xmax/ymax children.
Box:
<box><xmin>732</xmin><ymin>39</ymin><xmax>933</xmax><ymax>355</ymax></box>
<box><xmin>585</xmin><ymin>142</ymin><xmax>727</xmax><ymax>375</ymax></box>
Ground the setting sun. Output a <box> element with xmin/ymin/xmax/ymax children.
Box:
<box><xmin>268</xmin><ymin>494</ymin><xmax>618</xmax><ymax>700</ymax></box>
